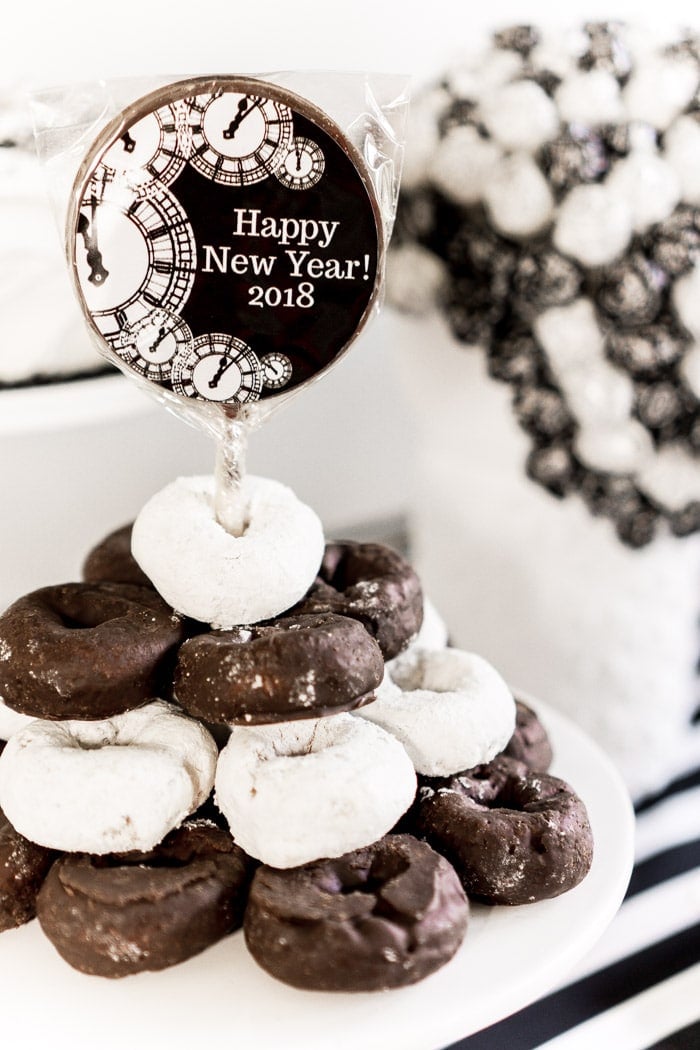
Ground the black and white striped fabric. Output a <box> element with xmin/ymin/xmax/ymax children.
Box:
<box><xmin>446</xmin><ymin>765</ymin><xmax>700</xmax><ymax>1050</ymax></box>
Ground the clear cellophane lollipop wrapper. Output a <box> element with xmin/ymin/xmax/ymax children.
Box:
<box><xmin>29</xmin><ymin>72</ymin><xmax>409</xmax><ymax>442</ymax></box>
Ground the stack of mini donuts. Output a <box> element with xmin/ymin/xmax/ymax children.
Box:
<box><xmin>0</xmin><ymin>474</ymin><xmax>594</xmax><ymax>990</ymax></box>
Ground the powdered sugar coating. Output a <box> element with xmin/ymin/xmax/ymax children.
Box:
<box><xmin>0</xmin><ymin>700</ymin><xmax>217</xmax><ymax>853</ymax></box>
<box><xmin>0</xmin><ymin>697</ymin><xmax>35</xmax><ymax>740</ymax></box>
<box><xmin>359</xmin><ymin>648</ymin><xmax>515</xmax><ymax>777</ymax></box>
<box><xmin>411</xmin><ymin>597</ymin><xmax>449</xmax><ymax>650</ymax></box>
<box><xmin>131</xmin><ymin>474</ymin><xmax>324</xmax><ymax>628</ymax></box>
<box><xmin>215</xmin><ymin>715</ymin><xmax>416</xmax><ymax>868</ymax></box>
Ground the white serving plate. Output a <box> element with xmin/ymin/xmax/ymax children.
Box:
<box><xmin>0</xmin><ymin>697</ymin><xmax>634</xmax><ymax>1050</ymax></box>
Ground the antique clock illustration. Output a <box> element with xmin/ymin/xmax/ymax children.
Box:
<box><xmin>99</xmin><ymin>104</ymin><xmax>189</xmax><ymax>191</ymax></box>
<box><xmin>274</xmin><ymin>137</ymin><xmax>325</xmax><ymax>190</ymax></box>
<box><xmin>116</xmin><ymin>309</ymin><xmax>193</xmax><ymax>383</ymax></box>
<box><xmin>73</xmin><ymin>173</ymin><xmax>197</xmax><ymax>348</ymax></box>
<box><xmin>183</xmin><ymin>90</ymin><xmax>294</xmax><ymax>186</ymax></box>
<box><xmin>260</xmin><ymin>351</ymin><xmax>293</xmax><ymax>389</ymax></box>
<box><xmin>171</xmin><ymin>333</ymin><xmax>264</xmax><ymax>403</ymax></box>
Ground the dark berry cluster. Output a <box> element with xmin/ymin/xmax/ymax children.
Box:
<box><xmin>391</xmin><ymin>23</ymin><xmax>700</xmax><ymax>548</ymax></box>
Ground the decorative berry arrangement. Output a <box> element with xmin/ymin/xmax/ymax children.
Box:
<box><xmin>389</xmin><ymin>22</ymin><xmax>700</xmax><ymax>547</ymax></box>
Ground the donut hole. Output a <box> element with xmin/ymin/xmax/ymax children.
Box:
<box><xmin>314</xmin><ymin>866</ymin><xmax>369</xmax><ymax>895</ymax></box>
<box><xmin>368</xmin><ymin>849</ymin><xmax>412</xmax><ymax>893</ymax></box>
<box><xmin>391</xmin><ymin>649</ymin><xmax>504</xmax><ymax>698</ymax></box>
<box><xmin>319</xmin><ymin>546</ymin><xmax>356</xmax><ymax>589</ymax></box>
<box><xmin>313</xmin><ymin>850</ymin><xmax>411</xmax><ymax>898</ymax></box>
<box><xmin>318</xmin><ymin>546</ymin><xmax>387</xmax><ymax>597</ymax></box>
<box><xmin>476</xmin><ymin>775</ymin><xmax>538</xmax><ymax>812</ymax></box>
<box><xmin>91</xmin><ymin>852</ymin><xmax>191</xmax><ymax>871</ymax></box>
<box><xmin>55</xmin><ymin>607</ymin><xmax>110</xmax><ymax>631</ymax></box>
<box><xmin>486</xmin><ymin>778</ymin><xmax>529</xmax><ymax>810</ymax></box>
<box><xmin>443</xmin><ymin>765</ymin><xmax>531</xmax><ymax>811</ymax></box>
<box><xmin>57</xmin><ymin>614</ymin><xmax>97</xmax><ymax>631</ymax></box>
<box><xmin>46</xmin><ymin>592</ymin><xmax>126</xmax><ymax>632</ymax></box>
<box><xmin>66</xmin><ymin>726</ymin><xmax>117</xmax><ymax>751</ymax></box>
<box><xmin>389</xmin><ymin>651</ymin><xmax>447</xmax><ymax>693</ymax></box>
<box><xmin>271</xmin><ymin>721</ymin><xmax>326</xmax><ymax>759</ymax></box>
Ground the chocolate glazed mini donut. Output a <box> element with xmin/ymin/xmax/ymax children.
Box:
<box><xmin>0</xmin><ymin>582</ymin><xmax>187</xmax><ymax>720</ymax></box>
<box><xmin>293</xmin><ymin>541</ymin><xmax>424</xmax><ymax>659</ymax></box>
<box><xmin>502</xmin><ymin>700</ymin><xmax>554</xmax><ymax>772</ymax></box>
<box><xmin>174</xmin><ymin>613</ymin><xmax>384</xmax><ymax>724</ymax></box>
<box><xmin>244</xmin><ymin>834</ymin><xmax>468</xmax><ymax>991</ymax></box>
<box><xmin>0</xmin><ymin>807</ymin><xmax>56</xmax><ymax>932</ymax></box>
<box><xmin>413</xmin><ymin>757</ymin><xmax>594</xmax><ymax>905</ymax></box>
<box><xmin>82</xmin><ymin>524</ymin><xmax>152</xmax><ymax>588</ymax></box>
<box><xmin>36</xmin><ymin>820</ymin><xmax>253</xmax><ymax>977</ymax></box>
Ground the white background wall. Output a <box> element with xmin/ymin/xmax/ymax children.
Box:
<box><xmin>6</xmin><ymin>1</ymin><xmax>700</xmax><ymax>86</ymax></box>
<box><xmin>2</xmin><ymin>1</ymin><xmax>700</xmax><ymax>603</ymax></box>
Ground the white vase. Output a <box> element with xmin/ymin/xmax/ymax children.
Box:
<box><xmin>389</xmin><ymin>309</ymin><xmax>700</xmax><ymax>799</ymax></box>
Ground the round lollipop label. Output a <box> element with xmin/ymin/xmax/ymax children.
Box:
<box><xmin>67</xmin><ymin>77</ymin><xmax>382</xmax><ymax>407</ymax></box>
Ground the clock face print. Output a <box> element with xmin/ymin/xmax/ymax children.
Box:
<box><xmin>275</xmin><ymin>137</ymin><xmax>325</xmax><ymax>190</ymax></box>
<box><xmin>260</xmin><ymin>351</ymin><xmax>293</xmax><ymax>389</ymax></box>
<box><xmin>69</xmin><ymin>76</ymin><xmax>382</xmax><ymax>411</ymax></box>
<box><xmin>116</xmin><ymin>309</ymin><xmax>193</xmax><ymax>383</ymax></box>
<box><xmin>183</xmin><ymin>91</ymin><xmax>294</xmax><ymax>186</ymax></box>
<box><xmin>74</xmin><ymin>176</ymin><xmax>197</xmax><ymax>345</ymax></box>
<box><xmin>99</xmin><ymin>105</ymin><xmax>188</xmax><ymax>190</ymax></box>
<box><xmin>171</xmin><ymin>333</ymin><xmax>263</xmax><ymax>403</ymax></box>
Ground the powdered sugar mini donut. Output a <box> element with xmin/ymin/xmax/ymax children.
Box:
<box><xmin>215</xmin><ymin>715</ymin><xmax>416</xmax><ymax>868</ymax></box>
<box><xmin>132</xmin><ymin>475</ymin><xmax>324</xmax><ymax>628</ymax></box>
<box><xmin>0</xmin><ymin>701</ymin><xmax>217</xmax><ymax>853</ymax></box>
<box><xmin>358</xmin><ymin>648</ymin><xmax>515</xmax><ymax>777</ymax></box>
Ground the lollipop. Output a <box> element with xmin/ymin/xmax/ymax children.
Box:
<box><xmin>66</xmin><ymin>76</ymin><xmax>385</xmax><ymax>534</ymax></box>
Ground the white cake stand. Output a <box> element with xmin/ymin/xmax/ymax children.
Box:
<box><xmin>0</xmin><ymin>373</ymin><xmax>153</xmax><ymax>435</ymax></box>
<box><xmin>0</xmin><ymin>696</ymin><xmax>634</xmax><ymax>1050</ymax></box>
